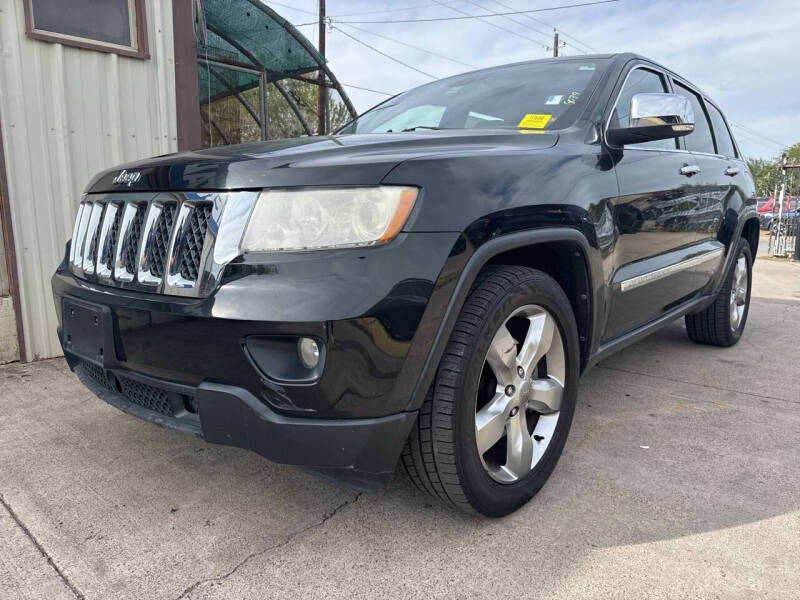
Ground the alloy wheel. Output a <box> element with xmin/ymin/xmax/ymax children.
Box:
<box><xmin>475</xmin><ymin>304</ymin><xmax>566</xmax><ymax>483</ymax></box>
<box><xmin>729</xmin><ymin>254</ymin><xmax>748</xmax><ymax>332</ymax></box>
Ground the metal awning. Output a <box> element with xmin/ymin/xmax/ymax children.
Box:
<box><xmin>195</xmin><ymin>0</ymin><xmax>356</xmax><ymax>120</ymax></box>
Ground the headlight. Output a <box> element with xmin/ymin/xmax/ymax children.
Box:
<box><xmin>240</xmin><ymin>186</ymin><xmax>417</xmax><ymax>252</ymax></box>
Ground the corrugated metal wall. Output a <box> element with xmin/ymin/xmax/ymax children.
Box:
<box><xmin>0</xmin><ymin>0</ymin><xmax>178</xmax><ymax>359</ymax></box>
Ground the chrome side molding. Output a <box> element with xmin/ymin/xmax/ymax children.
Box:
<box><xmin>620</xmin><ymin>247</ymin><xmax>724</xmax><ymax>293</ymax></box>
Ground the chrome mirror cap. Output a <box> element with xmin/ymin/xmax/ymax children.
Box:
<box><xmin>607</xmin><ymin>92</ymin><xmax>695</xmax><ymax>146</ymax></box>
<box><xmin>630</xmin><ymin>92</ymin><xmax>694</xmax><ymax>129</ymax></box>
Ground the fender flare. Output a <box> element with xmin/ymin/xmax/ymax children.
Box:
<box><xmin>405</xmin><ymin>227</ymin><xmax>599</xmax><ymax>412</ymax></box>
<box><xmin>711</xmin><ymin>206</ymin><xmax>759</xmax><ymax>297</ymax></box>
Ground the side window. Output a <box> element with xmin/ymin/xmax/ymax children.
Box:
<box><xmin>706</xmin><ymin>103</ymin><xmax>737</xmax><ymax>158</ymax></box>
<box><xmin>611</xmin><ymin>68</ymin><xmax>676</xmax><ymax>150</ymax></box>
<box><xmin>673</xmin><ymin>82</ymin><xmax>716</xmax><ymax>154</ymax></box>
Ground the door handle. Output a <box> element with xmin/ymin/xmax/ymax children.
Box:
<box><xmin>679</xmin><ymin>164</ymin><xmax>701</xmax><ymax>176</ymax></box>
<box><xmin>725</xmin><ymin>166</ymin><xmax>740</xmax><ymax>176</ymax></box>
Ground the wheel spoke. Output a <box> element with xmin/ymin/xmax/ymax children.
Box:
<box><xmin>735</xmin><ymin>285</ymin><xmax>747</xmax><ymax>304</ymax></box>
<box><xmin>526</xmin><ymin>377</ymin><xmax>563</xmax><ymax>413</ymax></box>
<box><xmin>517</xmin><ymin>312</ymin><xmax>555</xmax><ymax>373</ymax></box>
<box><xmin>486</xmin><ymin>325</ymin><xmax>517</xmax><ymax>385</ymax></box>
<box><xmin>475</xmin><ymin>391</ymin><xmax>511</xmax><ymax>455</ymax></box>
<box><xmin>503</xmin><ymin>411</ymin><xmax>533</xmax><ymax>480</ymax></box>
<box><xmin>735</xmin><ymin>257</ymin><xmax>746</xmax><ymax>287</ymax></box>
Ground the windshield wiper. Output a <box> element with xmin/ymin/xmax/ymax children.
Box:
<box><xmin>400</xmin><ymin>126</ymin><xmax>449</xmax><ymax>132</ymax></box>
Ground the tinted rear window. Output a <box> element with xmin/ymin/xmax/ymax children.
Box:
<box><xmin>673</xmin><ymin>82</ymin><xmax>716</xmax><ymax>154</ymax></box>
<box><xmin>706</xmin><ymin>102</ymin><xmax>737</xmax><ymax>157</ymax></box>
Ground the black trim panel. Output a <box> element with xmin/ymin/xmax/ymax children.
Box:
<box><xmin>197</xmin><ymin>382</ymin><xmax>417</xmax><ymax>490</ymax></box>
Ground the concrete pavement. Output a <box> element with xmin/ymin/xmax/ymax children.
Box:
<box><xmin>1</xmin><ymin>257</ymin><xmax>798</xmax><ymax>599</ymax></box>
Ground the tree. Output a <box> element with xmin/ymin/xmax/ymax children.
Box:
<box><xmin>746</xmin><ymin>157</ymin><xmax>777</xmax><ymax>197</ymax></box>
<box><xmin>742</xmin><ymin>142</ymin><xmax>800</xmax><ymax>198</ymax></box>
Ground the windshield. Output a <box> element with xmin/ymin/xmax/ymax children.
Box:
<box><xmin>338</xmin><ymin>59</ymin><xmax>606</xmax><ymax>134</ymax></box>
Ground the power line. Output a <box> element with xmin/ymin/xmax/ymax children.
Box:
<box><xmin>481</xmin><ymin>0</ymin><xmax>599</xmax><ymax>52</ymax></box>
<box><xmin>331</xmin><ymin>26</ymin><xmax>438</xmax><ymax>79</ymax></box>
<box><xmin>729</xmin><ymin>119</ymin><xmax>791</xmax><ymax>150</ymax></box>
<box><xmin>335</xmin><ymin>0</ymin><xmax>620</xmax><ymax>24</ymax></box>
<box><xmin>341</xmin><ymin>82</ymin><xmax>394</xmax><ymax>95</ymax></box>
<box><xmin>730</xmin><ymin>127</ymin><xmax>784</xmax><ymax>153</ymax></box>
<box><xmin>330</xmin><ymin>0</ymin><xmax>468</xmax><ymax>18</ymax></box>
<box><xmin>266</xmin><ymin>1</ymin><xmax>317</xmax><ymax>17</ymax></box>
<box><xmin>454</xmin><ymin>0</ymin><xmax>554</xmax><ymax>47</ymax></box>
<box><xmin>429</xmin><ymin>0</ymin><xmax>549</xmax><ymax>50</ymax></box>
<box><xmin>476</xmin><ymin>0</ymin><xmax>563</xmax><ymax>42</ymax></box>
<box><xmin>338</xmin><ymin>22</ymin><xmax>478</xmax><ymax>69</ymax></box>
<box><xmin>729</xmin><ymin>123</ymin><xmax>787</xmax><ymax>150</ymax></box>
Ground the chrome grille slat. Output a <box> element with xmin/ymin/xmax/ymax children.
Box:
<box><xmin>69</xmin><ymin>202</ymin><xmax>86</xmax><ymax>266</ymax></box>
<box><xmin>137</xmin><ymin>203</ymin><xmax>163</xmax><ymax>285</ymax></box>
<box><xmin>113</xmin><ymin>203</ymin><xmax>142</xmax><ymax>283</ymax></box>
<box><xmin>68</xmin><ymin>192</ymin><xmax>259</xmax><ymax>298</ymax></box>
<box><xmin>95</xmin><ymin>203</ymin><xmax>119</xmax><ymax>280</ymax></box>
<box><xmin>123</xmin><ymin>204</ymin><xmax>147</xmax><ymax>276</ymax></box>
<box><xmin>151</xmin><ymin>203</ymin><xmax>176</xmax><ymax>279</ymax></box>
<box><xmin>81</xmin><ymin>203</ymin><xmax>105</xmax><ymax>275</ymax></box>
<box><xmin>105</xmin><ymin>206</ymin><xmax>123</xmax><ymax>272</ymax></box>
<box><xmin>178</xmin><ymin>203</ymin><xmax>212</xmax><ymax>282</ymax></box>
<box><xmin>71</xmin><ymin>202</ymin><xmax>93</xmax><ymax>272</ymax></box>
<box><xmin>166</xmin><ymin>203</ymin><xmax>195</xmax><ymax>290</ymax></box>
<box><xmin>137</xmin><ymin>201</ymin><xmax>177</xmax><ymax>285</ymax></box>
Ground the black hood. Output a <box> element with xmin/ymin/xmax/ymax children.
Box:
<box><xmin>85</xmin><ymin>130</ymin><xmax>557</xmax><ymax>193</ymax></box>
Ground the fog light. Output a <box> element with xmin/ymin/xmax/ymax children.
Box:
<box><xmin>298</xmin><ymin>337</ymin><xmax>320</xmax><ymax>369</ymax></box>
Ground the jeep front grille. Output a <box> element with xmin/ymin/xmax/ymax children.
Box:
<box><xmin>122</xmin><ymin>203</ymin><xmax>147</xmax><ymax>276</ymax></box>
<box><xmin>67</xmin><ymin>191</ymin><xmax>253</xmax><ymax>298</ymax></box>
<box><xmin>149</xmin><ymin>203</ymin><xmax>176</xmax><ymax>279</ymax></box>
<box><xmin>178</xmin><ymin>203</ymin><xmax>212</xmax><ymax>281</ymax></box>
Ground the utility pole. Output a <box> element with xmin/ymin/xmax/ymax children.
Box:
<box><xmin>317</xmin><ymin>0</ymin><xmax>328</xmax><ymax>135</ymax></box>
<box><xmin>553</xmin><ymin>29</ymin><xmax>559</xmax><ymax>57</ymax></box>
<box><xmin>777</xmin><ymin>153</ymin><xmax>787</xmax><ymax>222</ymax></box>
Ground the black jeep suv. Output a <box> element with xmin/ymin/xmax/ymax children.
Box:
<box><xmin>52</xmin><ymin>54</ymin><xmax>757</xmax><ymax>516</ymax></box>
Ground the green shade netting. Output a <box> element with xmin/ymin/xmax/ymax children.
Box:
<box><xmin>198</xmin><ymin>61</ymin><xmax>259</xmax><ymax>104</ymax></box>
<box><xmin>197</xmin><ymin>0</ymin><xmax>324</xmax><ymax>103</ymax></box>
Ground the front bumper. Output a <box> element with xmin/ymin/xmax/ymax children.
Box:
<box><xmin>52</xmin><ymin>230</ymin><xmax>462</xmax><ymax>488</ymax></box>
<box><xmin>72</xmin><ymin>358</ymin><xmax>415</xmax><ymax>489</ymax></box>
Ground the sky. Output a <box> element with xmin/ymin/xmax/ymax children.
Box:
<box><xmin>266</xmin><ymin>0</ymin><xmax>800</xmax><ymax>161</ymax></box>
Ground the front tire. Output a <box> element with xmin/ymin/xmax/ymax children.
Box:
<box><xmin>401</xmin><ymin>265</ymin><xmax>580</xmax><ymax>517</ymax></box>
<box><xmin>685</xmin><ymin>238</ymin><xmax>752</xmax><ymax>347</ymax></box>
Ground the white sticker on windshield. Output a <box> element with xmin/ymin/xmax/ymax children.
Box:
<box><xmin>579</xmin><ymin>65</ymin><xmax>595</xmax><ymax>71</ymax></box>
<box><xmin>545</xmin><ymin>95</ymin><xmax>564</xmax><ymax>105</ymax></box>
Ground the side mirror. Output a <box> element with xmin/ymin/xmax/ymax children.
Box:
<box><xmin>607</xmin><ymin>93</ymin><xmax>694</xmax><ymax>146</ymax></box>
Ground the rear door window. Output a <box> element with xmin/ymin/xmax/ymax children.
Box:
<box><xmin>673</xmin><ymin>82</ymin><xmax>716</xmax><ymax>154</ymax></box>
<box><xmin>706</xmin><ymin>102</ymin><xmax>738</xmax><ymax>158</ymax></box>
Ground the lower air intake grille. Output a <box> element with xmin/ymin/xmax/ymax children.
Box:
<box><xmin>77</xmin><ymin>360</ymin><xmax>176</xmax><ymax>417</ymax></box>
<box><xmin>81</xmin><ymin>360</ymin><xmax>112</xmax><ymax>390</ymax></box>
<box><xmin>117</xmin><ymin>375</ymin><xmax>175</xmax><ymax>416</ymax></box>
<box><xmin>179</xmin><ymin>203</ymin><xmax>212</xmax><ymax>281</ymax></box>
